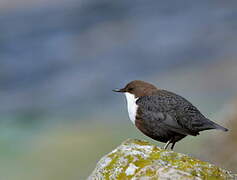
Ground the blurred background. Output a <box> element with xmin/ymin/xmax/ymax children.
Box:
<box><xmin>0</xmin><ymin>0</ymin><xmax>237</xmax><ymax>179</ymax></box>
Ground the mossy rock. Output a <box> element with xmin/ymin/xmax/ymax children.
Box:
<box><xmin>88</xmin><ymin>139</ymin><xmax>236</xmax><ymax>180</ymax></box>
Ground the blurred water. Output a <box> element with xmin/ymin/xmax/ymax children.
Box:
<box><xmin>0</xmin><ymin>0</ymin><xmax>237</xmax><ymax>120</ymax></box>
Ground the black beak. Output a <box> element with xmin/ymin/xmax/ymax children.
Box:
<box><xmin>112</xmin><ymin>88</ymin><xmax>125</xmax><ymax>93</ymax></box>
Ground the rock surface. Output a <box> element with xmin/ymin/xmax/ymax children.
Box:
<box><xmin>88</xmin><ymin>139</ymin><xmax>236</xmax><ymax>180</ymax></box>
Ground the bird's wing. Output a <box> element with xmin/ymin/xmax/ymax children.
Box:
<box><xmin>136</xmin><ymin>90</ymin><xmax>204</xmax><ymax>136</ymax></box>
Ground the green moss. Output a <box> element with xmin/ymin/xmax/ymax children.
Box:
<box><xmin>89</xmin><ymin>139</ymin><xmax>236</xmax><ymax>180</ymax></box>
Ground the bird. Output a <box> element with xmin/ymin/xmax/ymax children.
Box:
<box><xmin>113</xmin><ymin>80</ymin><xmax>228</xmax><ymax>150</ymax></box>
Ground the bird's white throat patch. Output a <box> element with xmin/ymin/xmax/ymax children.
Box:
<box><xmin>124</xmin><ymin>92</ymin><xmax>138</xmax><ymax>124</ymax></box>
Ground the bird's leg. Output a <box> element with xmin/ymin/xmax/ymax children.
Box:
<box><xmin>163</xmin><ymin>140</ymin><xmax>171</xmax><ymax>149</ymax></box>
<box><xmin>171</xmin><ymin>142</ymin><xmax>176</xmax><ymax>150</ymax></box>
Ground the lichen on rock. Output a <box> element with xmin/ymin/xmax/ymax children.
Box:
<box><xmin>88</xmin><ymin>139</ymin><xmax>236</xmax><ymax>180</ymax></box>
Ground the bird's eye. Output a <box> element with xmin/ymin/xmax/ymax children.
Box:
<box><xmin>128</xmin><ymin>88</ymin><xmax>134</xmax><ymax>91</ymax></box>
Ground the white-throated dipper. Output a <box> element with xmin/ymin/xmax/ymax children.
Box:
<box><xmin>113</xmin><ymin>80</ymin><xmax>228</xmax><ymax>150</ymax></box>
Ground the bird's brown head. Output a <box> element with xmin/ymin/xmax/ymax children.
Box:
<box><xmin>113</xmin><ymin>80</ymin><xmax>158</xmax><ymax>97</ymax></box>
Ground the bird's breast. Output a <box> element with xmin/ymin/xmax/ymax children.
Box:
<box><xmin>124</xmin><ymin>92</ymin><xmax>138</xmax><ymax>124</ymax></box>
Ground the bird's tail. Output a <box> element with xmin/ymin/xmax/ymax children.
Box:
<box><xmin>213</xmin><ymin>122</ymin><xmax>228</xmax><ymax>132</ymax></box>
<box><xmin>200</xmin><ymin>118</ymin><xmax>228</xmax><ymax>132</ymax></box>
